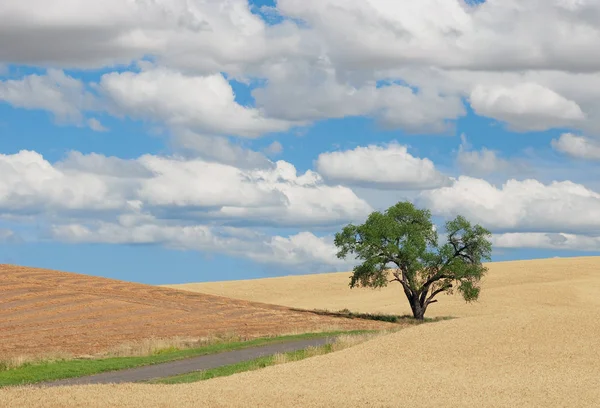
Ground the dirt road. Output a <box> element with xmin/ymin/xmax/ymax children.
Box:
<box><xmin>38</xmin><ymin>337</ymin><xmax>336</xmax><ymax>387</ymax></box>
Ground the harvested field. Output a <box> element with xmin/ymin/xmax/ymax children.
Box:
<box><xmin>164</xmin><ymin>256</ymin><xmax>600</xmax><ymax>318</ymax></box>
<box><xmin>4</xmin><ymin>256</ymin><xmax>598</xmax><ymax>407</ymax></box>
<box><xmin>0</xmin><ymin>265</ymin><xmax>394</xmax><ymax>359</ymax></box>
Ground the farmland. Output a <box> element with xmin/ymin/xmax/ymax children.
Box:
<box><xmin>0</xmin><ymin>264</ymin><xmax>393</xmax><ymax>359</ymax></box>
<box><xmin>2</xmin><ymin>256</ymin><xmax>600</xmax><ymax>407</ymax></box>
<box><xmin>166</xmin><ymin>256</ymin><xmax>600</xmax><ymax>318</ymax></box>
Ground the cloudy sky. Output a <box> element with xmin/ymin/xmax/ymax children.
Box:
<box><xmin>1</xmin><ymin>0</ymin><xmax>600</xmax><ymax>284</ymax></box>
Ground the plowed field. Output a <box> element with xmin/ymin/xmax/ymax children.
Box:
<box><xmin>0</xmin><ymin>265</ymin><xmax>393</xmax><ymax>358</ymax></box>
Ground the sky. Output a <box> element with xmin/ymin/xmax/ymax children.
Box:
<box><xmin>1</xmin><ymin>0</ymin><xmax>600</xmax><ymax>284</ymax></box>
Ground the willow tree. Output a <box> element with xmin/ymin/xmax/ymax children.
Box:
<box><xmin>334</xmin><ymin>201</ymin><xmax>492</xmax><ymax>320</ymax></box>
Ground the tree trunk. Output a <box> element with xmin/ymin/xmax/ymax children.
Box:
<box><xmin>409</xmin><ymin>293</ymin><xmax>426</xmax><ymax>320</ymax></box>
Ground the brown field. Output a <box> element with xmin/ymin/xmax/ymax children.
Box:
<box><xmin>0</xmin><ymin>264</ymin><xmax>393</xmax><ymax>359</ymax></box>
<box><xmin>3</xmin><ymin>256</ymin><xmax>600</xmax><ymax>407</ymax></box>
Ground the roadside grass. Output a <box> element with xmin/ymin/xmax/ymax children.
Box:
<box><xmin>147</xmin><ymin>331</ymin><xmax>385</xmax><ymax>385</ymax></box>
<box><xmin>0</xmin><ymin>330</ymin><xmax>374</xmax><ymax>387</ymax></box>
<box><xmin>0</xmin><ymin>332</ymin><xmax>262</xmax><ymax>371</ymax></box>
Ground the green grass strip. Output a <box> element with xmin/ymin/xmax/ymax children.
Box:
<box><xmin>148</xmin><ymin>344</ymin><xmax>336</xmax><ymax>385</ymax></box>
<box><xmin>0</xmin><ymin>330</ymin><xmax>372</xmax><ymax>387</ymax></box>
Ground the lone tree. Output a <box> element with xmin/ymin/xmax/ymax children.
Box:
<box><xmin>334</xmin><ymin>201</ymin><xmax>492</xmax><ymax>320</ymax></box>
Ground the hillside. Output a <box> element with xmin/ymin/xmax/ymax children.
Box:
<box><xmin>3</xmin><ymin>257</ymin><xmax>600</xmax><ymax>407</ymax></box>
<box><xmin>0</xmin><ymin>265</ymin><xmax>392</xmax><ymax>358</ymax></box>
<box><xmin>164</xmin><ymin>256</ymin><xmax>600</xmax><ymax>318</ymax></box>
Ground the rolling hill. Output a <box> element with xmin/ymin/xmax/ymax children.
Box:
<box><xmin>164</xmin><ymin>256</ymin><xmax>600</xmax><ymax>318</ymax></box>
<box><xmin>0</xmin><ymin>265</ymin><xmax>392</xmax><ymax>358</ymax></box>
<box><xmin>3</xmin><ymin>257</ymin><xmax>600</xmax><ymax>407</ymax></box>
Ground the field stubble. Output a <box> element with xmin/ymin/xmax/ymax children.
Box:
<box><xmin>3</xmin><ymin>257</ymin><xmax>600</xmax><ymax>407</ymax></box>
<box><xmin>0</xmin><ymin>264</ymin><xmax>395</xmax><ymax>361</ymax></box>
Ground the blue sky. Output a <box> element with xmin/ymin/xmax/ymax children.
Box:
<box><xmin>1</xmin><ymin>0</ymin><xmax>600</xmax><ymax>284</ymax></box>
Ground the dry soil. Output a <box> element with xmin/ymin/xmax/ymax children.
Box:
<box><xmin>0</xmin><ymin>264</ymin><xmax>392</xmax><ymax>358</ymax></box>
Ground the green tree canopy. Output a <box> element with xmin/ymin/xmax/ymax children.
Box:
<box><xmin>334</xmin><ymin>201</ymin><xmax>492</xmax><ymax>320</ymax></box>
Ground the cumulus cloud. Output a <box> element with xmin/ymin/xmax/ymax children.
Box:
<box><xmin>0</xmin><ymin>150</ymin><xmax>371</xmax><ymax>228</ymax></box>
<box><xmin>3</xmin><ymin>1</ymin><xmax>600</xmax><ymax>137</ymax></box>
<box><xmin>316</xmin><ymin>143</ymin><xmax>451</xmax><ymax>190</ymax></box>
<box><xmin>419</xmin><ymin>176</ymin><xmax>600</xmax><ymax>234</ymax></box>
<box><xmin>455</xmin><ymin>134</ymin><xmax>528</xmax><ymax>177</ymax></box>
<box><xmin>5</xmin><ymin>0</ymin><xmax>600</xmax><ymax>75</ymax></box>
<box><xmin>493</xmin><ymin>232</ymin><xmax>600</xmax><ymax>252</ymax></box>
<box><xmin>51</xmin><ymin>221</ymin><xmax>347</xmax><ymax>268</ymax></box>
<box><xmin>98</xmin><ymin>67</ymin><xmax>296</xmax><ymax>138</ymax></box>
<box><xmin>171</xmin><ymin>130</ymin><xmax>273</xmax><ymax>169</ymax></box>
<box><xmin>368</xmin><ymin>67</ymin><xmax>600</xmax><ymax>137</ymax></box>
<box><xmin>0</xmin><ymin>150</ymin><xmax>136</xmax><ymax>216</ymax></box>
<box><xmin>0</xmin><ymin>0</ymin><xmax>299</xmax><ymax>73</ymax></box>
<box><xmin>5</xmin><ymin>0</ymin><xmax>600</xmax><ymax>264</ymax></box>
<box><xmin>0</xmin><ymin>69</ymin><xmax>95</xmax><ymax>124</ymax></box>
<box><xmin>469</xmin><ymin>83</ymin><xmax>585</xmax><ymax>131</ymax></box>
<box><xmin>252</xmin><ymin>61</ymin><xmax>465</xmax><ymax>134</ymax></box>
<box><xmin>551</xmin><ymin>133</ymin><xmax>600</xmax><ymax>161</ymax></box>
<box><xmin>0</xmin><ymin>68</ymin><xmax>296</xmax><ymax>160</ymax></box>
<box><xmin>87</xmin><ymin>118</ymin><xmax>108</xmax><ymax>132</ymax></box>
<box><xmin>457</xmin><ymin>146</ymin><xmax>509</xmax><ymax>178</ymax></box>
<box><xmin>276</xmin><ymin>0</ymin><xmax>600</xmax><ymax>73</ymax></box>
<box><xmin>263</xmin><ymin>141</ymin><xmax>283</xmax><ymax>156</ymax></box>
<box><xmin>135</xmin><ymin>155</ymin><xmax>283</xmax><ymax>209</ymax></box>
<box><xmin>247</xmin><ymin>231</ymin><xmax>349</xmax><ymax>268</ymax></box>
<box><xmin>211</xmin><ymin>161</ymin><xmax>373</xmax><ymax>227</ymax></box>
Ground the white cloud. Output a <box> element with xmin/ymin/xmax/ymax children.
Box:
<box><xmin>419</xmin><ymin>176</ymin><xmax>600</xmax><ymax>234</ymax></box>
<box><xmin>135</xmin><ymin>155</ymin><xmax>283</xmax><ymax>209</ymax></box>
<box><xmin>0</xmin><ymin>150</ymin><xmax>371</xmax><ymax>228</ymax></box>
<box><xmin>87</xmin><ymin>118</ymin><xmax>108</xmax><ymax>132</ymax></box>
<box><xmin>51</xmin><ymin>221</ymin><xmax>346</xmax><ymax>268</ymax></box>
<box><xmin>5</xmin><ymin>0</ymin><xmax>600</xmax><ymax>264</ymax></box>
<box><xmin>5</xmin><ymin>0</ymin><xmax>600</xmax><ymax>75</ymax></box>
<box><xmin>276</xmin><ymin>0</ymin><xmax>600</xmax><ymax>73</ymax></box>
<box><xmin>469</xmin><ymin>83</ymin><xmax>584</xmax><ymax>131</ymax></box>
<box><xmin>171</xmin><ymin>130</ymin><xmax>273</xmax><ymax>169</ymax></box>
<box><xmin>264</xmin><ymin>141</ymin><xmax>283</xmax><ymax>156</ymax></box>
<box><xmin>493</xmin><ymin>232</ymin><xmax>600</xmax><ymax>252</ymax></box>
<box><xmin>252</xmin><ymin>60</ymin><xmax>465</xmax><ymax>134</ymax></box>
<box><xmin>3</xmin><ymin>0</ymin><xmax>600</xmax><ymax>138</ymax></box>
<box><xmin>0</xmin><ymin>150</ymin><xmax>135</xmax><ymax>216</ymax></box>
<box><xmin>551</xmin><ymin>133</ymin><xmax>600</xmax><ymax>161</ymax></box>
<box><xmin>0</xmin><ymin>0</ymin><xmax>299</xmax><ymax>73</ymax></box>
<box><xmin>316</xmin><ymin>143</ymin><xmax>451</xmax><ymax>190</ymax></box>
<box><xmin>212</xmin><ymin>161</ymin><xmax>373</xmax><ymax>227</ymax></box>
<box><xmin>457</xmin><ymin>147</ymin><xmax>508</xmax><ymax>178</ymax></box>
<box><xmin>246</xmin><ymin>231</ymin><xmax>348</xmax><ymax>267</ymax></box>
<box><xmin>57</xmin><ymin>151</ymin><xmax>152</xmax><ymax>178</ymax></box>
<box><xmin>455</xmin><ymin>134</ymin><xmax>527</xmax><ymax>177</ymax></box>
<box><xmin>0</xmin><ymin>69</ymin><xmax>94</xmax><ymax>124</ymax></box>
<box><xmin>98</xmin><ymin>67</ymin><xmax>296</xmax><ymax>138</ymax></box>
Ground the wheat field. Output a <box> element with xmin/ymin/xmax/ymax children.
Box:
<box><xmin>165</xmin><ymin>256</ymin><xmax>600</xmax><ymax>318</ymax></box>
<box><xmin>3</xmin><ymin>257</ymin><xmax>600</xmax><ymax>407</ymax></box>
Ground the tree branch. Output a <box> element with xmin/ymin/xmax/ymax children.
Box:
<box><xmin>422</xmin><ymin>239</ymin><xmax>475</xmax><ymax>289</ymax></box>
<box><xmin>425</xmin><ymin>283</ymin><xmax>452</xmax><ymax>306</ymax></box>
<box><xmin>422</xmin><ymin>273</ymin><xmax>450</xmax><ymax>290</ymax></box>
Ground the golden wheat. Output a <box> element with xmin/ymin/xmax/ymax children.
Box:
<box><xmin>3</xmin><ymin>257</ymin><xmax>600</xmax><ymax>407</ymax></box>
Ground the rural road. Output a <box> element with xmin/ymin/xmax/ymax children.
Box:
<box><xmin>38</xmin><ymin>337</ymin><xmax>337</xmax><ymax>387</ymax></box>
